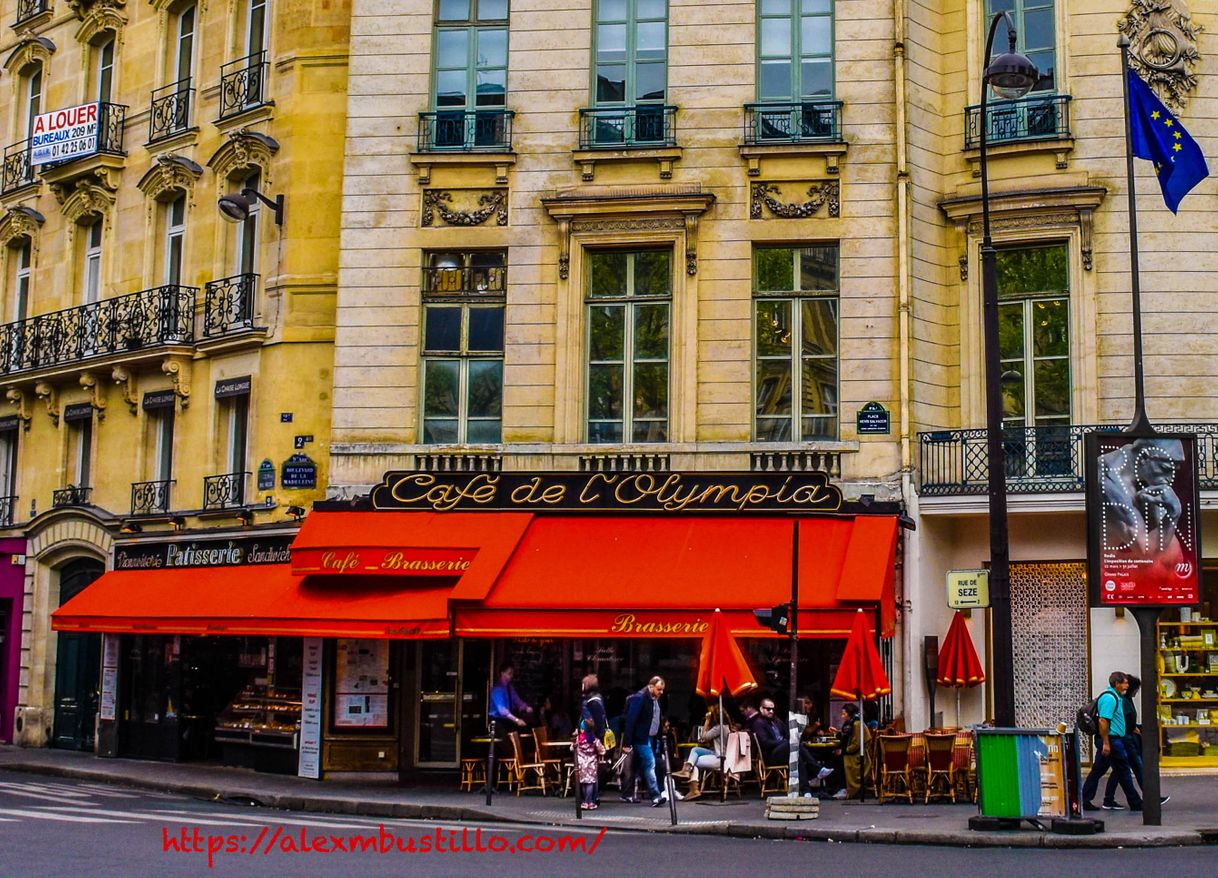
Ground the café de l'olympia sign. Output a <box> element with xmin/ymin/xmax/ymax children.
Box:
<box><xmin>30</xmin><ymin>103</ymin><xmax>102</xmax><ymax>166</ymax></box>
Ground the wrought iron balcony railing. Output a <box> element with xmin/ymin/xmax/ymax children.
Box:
<box><xmin>578</xmin><ymin>105</ymin><xmax>677</xmax><ymax>149</ymax></box>
<box><xmin>0</xmin><ymin>495</ymin><xmax>15</xmax><ymax>527</ymax></box>
<box><xmin>917</xmin><ymin>423</ymin><xmax>1218</xmax><ymax>496</ymax></box>
<box><xmin>743</xmin><ymin>100</ymin><xmax>844</xmax><ymax>145</ymax></box>
<box><xmin>0</xmin><ymin>284</ymin><xmax>195</xmax><ymax>376</ymax></box>
<box><xmin>203</xmin><ymin>472</ymin><xmax>248</xmax><ymax>510</ymax></box>
<box><xmin>2</xmin><ymin>139</ymin><xmax>34</xmax><ymax>194</ymax></box>
<box><xmin>202</xmin><ymin>273</ymin><xmax>256</xmax><ymax>338</ymax></box>
<box><xmin>964</xmin><ymin>93</ymin><xmax>1071</xmax><ymax>149</ymax></box>
<box><xmin>149</xmin><ymin>79</ymin><xmax>194</xmax><ymax>143</ymax></box>
<box><xmin>131</xmin><ymin>479</ymin><xmax>173</xmax><ymax>516</ymax></box>
<box><xmin>219</xmin><ymin>51</ymin><xmax>268</xmax><ymax>120</ymax></box>
<box><xmin>14</xmin><ymin>0</ymin><xmax>48</xmax><ymax>25</ymax></box>
<box><xmin>417</xmin><ymin>109</ymin><xmax>514</xmax><ymax>152</ymax></box>
<box><xmin>53</xmin><ymin>485</ymin><xmax>91</xmax><ymax>508</ymax></box>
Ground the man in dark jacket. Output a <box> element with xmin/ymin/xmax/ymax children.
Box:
<box><xmin>621</xmin><ymin>676</ymin><xmax>666</xmax><ymax>805</ymax></box>
<box><xmin>746</xmin><ymin>697</ymin><xmax>788</xmax><ymax>764</ymax></box>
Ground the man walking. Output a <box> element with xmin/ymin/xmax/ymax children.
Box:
<box><xmin>622</xmin><ymin>676</ymin><xmax>667</xmax><ymax>806</ymax></box>
<box><xmin>1082</xmin><ymin>671</ymin><xmax>1143</xmax><ymax>812</ymax></box>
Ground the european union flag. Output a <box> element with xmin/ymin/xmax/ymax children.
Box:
<box><xmin>1127</xmin><ymin>69</ymin><xmax>1209</xmax><ymax>213</ymax></box>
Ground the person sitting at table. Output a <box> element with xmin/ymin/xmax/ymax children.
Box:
<box><xmin>671</xmin><ymin>705</ymin><xmax>737</xmax><ymax>800</ymax></box>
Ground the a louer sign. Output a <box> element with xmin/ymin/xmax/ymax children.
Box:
<box><xmin>30</xmin><ymin>103</ymin><xmax>100</xmax><ymax>166</ymax></box>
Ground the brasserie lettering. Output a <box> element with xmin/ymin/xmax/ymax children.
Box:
<box><xmin>609</xmin><ymin>613</ymin><xmax>710</xmax><ymax>635</ymax></box>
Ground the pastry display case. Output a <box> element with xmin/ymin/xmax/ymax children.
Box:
<box><xmin>214</xmin><ymin>684</ymin><xmax>303</xmax><ymax>750</ymax></box>
<box><xmin>1157</xmin><ymin>616</ymin><xmax>1218</xmax><ymax>766</ymax></box>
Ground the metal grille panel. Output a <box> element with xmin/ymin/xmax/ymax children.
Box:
<box><xmin>1010</xmin><ymin>561</ymin><xmax>1089</xmax><ymax>730</ymax></box>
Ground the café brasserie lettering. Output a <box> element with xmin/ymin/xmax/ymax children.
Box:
<box><xmin>370</xmin><ymin>471</ymin><xmax>843</xmax><ymax>513</ymax></box>
<box><xmin>609</xmin><ymin>613</ymin><xmax>710</xmax><ymax>635</ymax></box>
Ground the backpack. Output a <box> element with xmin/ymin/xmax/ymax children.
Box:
<box><xmin>1077</xmin><ymin>690</ymin><xmax>1117</xmax><ymax>736</ymax></box>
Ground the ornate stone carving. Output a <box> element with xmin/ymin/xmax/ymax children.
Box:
<box><xmin>161</xmin><ymin>356</ymin><xmax>190</xmax><ymax>407</ymax></box>
<box><xmin>206</xmin><ymin>129</ymin><xmax>279</xmax><ymax>184</ymax></box>
<box><xmin>5</xmin><ymin>389</ymin><xmax>31</xmax><ymax>430</ymax></box>
<box><xmin>749</xmin><ymin>181</ymin><xmax>840</xmax><ymax>219</ymax></box>
<box><xmin>136</xmin><ymin>154</ymin><xmax>204</xmax><ymax>201</ymax></box>
<box><xmin>569</xmin><ymin>217</ymin><xmax>683</xmax><ymax>234</ymax></box>
<box><xmin>0</xmin><ymin>206</ymin><xmax>45</xmax><ymax>248</ymax></box>
<box><xmin>74</xmin><ymin>0</ymin><xmax>127</xmax><ymax>43</ymax></box>
<box><xmin>557</xmin><ymin>219</ymin><xmax>570</xmax><ymax>280</ymax></box>
<box><xmin>421</xmin><ymin>189</ymin><xmax>508</xmax><ymax>227</ymax></box>
<box><xmin>111</xmin><ymin>365</ymin><xmax>137</xmax><ymax>415</ymax></box>
<box><xmin>53</xmin><ymin>176</ymin><xmax>118</xmax><ymax>216</ymax></box>
<box><xmin>34</xmin><ymin>381</ymin><xmax>58</xmax><ymax>426</ymax></box>
<box><xmin>958</xmin><ymin>255</ymin><xmax>968</xmax><ymax>281</ymax></box>
<box><xmin>2</xmin><ymin>36</ymin><xmax>55</xmax><ymax>76</ymax></box>
<box><xmin>1120</xmin><ymin>0</ymin><xmax>1202</xmax><ymax>110</ymax></box>
<box><xmin>79</xmin><ymin>372</ymin><xmax>106</xmax><ymax>420</ymax></box>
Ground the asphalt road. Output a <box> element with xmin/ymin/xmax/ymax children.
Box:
<box><xmin>0</xmin><ymin>770</ymin><xmax>1212</xmax><ymax>877</ymax></box>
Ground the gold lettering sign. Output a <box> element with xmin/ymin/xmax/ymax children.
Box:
<box><xmin>293</xmin><ymin>547</ymin><xmax>475</xmax><ymax>576</ymax></box>
<box><xmin>609</xmin><ymin>613</ymin><xmax>711</xmax><ymax>636</ymax></box>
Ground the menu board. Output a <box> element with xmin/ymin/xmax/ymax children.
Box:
<box><xmin>334</xmin><ymin>639</ymin><xmax>389</xmax><ymax>729</ymax></box>
<box><xmin>99</xmin><ymin>634</ymin><xmax>119</xmax><ymax>721</ymax></box>
<box><xmin>298</xmin><ymin>638</ymin><xmax>323</xmax><ymax>779</ymax></box>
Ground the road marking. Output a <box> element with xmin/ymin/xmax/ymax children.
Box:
<box><xmin>0</xmin><ymin>785</ymin><xmax>100</xmax><ymax>804</ymax></box>
<box><xmin>32</xmin><ymin>806</ymin><xmax>271</xmax><ymax>829</ymax></box>
<box><xmin>0</xmin><ymin>807</ymin><xmax>139</xmax><ymax>824</ymax></box>
<box><xmin>147</xmin><ymin>808</ymin><xmax>396</xmax><ymax>830</ymax></box>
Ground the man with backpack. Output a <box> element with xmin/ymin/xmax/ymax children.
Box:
<box><xmin>1082</xmin><ymin>671</ymin><xmax>1143</xmax><ymax>812</ymax></box>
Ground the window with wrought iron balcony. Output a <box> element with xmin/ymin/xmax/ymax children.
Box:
<box><xmin>13</xmin><ymin>0</ymin><xmax>50</xmax><ymax>27</ymax></box>
<box><xmin>218</xmin><ymin>51</ymin><xmax>269</xmax><ymax>120</ymax></box>
<box><xmin>149</xmin><ymin>80</ymin><xmax>195</xmax><ymax>144</ymax></box>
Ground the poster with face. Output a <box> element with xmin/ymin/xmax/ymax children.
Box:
<box><xmin>1086</xmin><ymin>433</ymin><xmax>1201</xmax><ymax>607</ymax></box>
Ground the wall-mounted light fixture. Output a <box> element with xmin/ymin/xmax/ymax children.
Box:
<box><xmin>218</xmin><ymin>186</ymin><xmax>284</xmax><ymax>226</ymax></box>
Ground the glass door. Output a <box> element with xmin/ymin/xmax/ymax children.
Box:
<box><xmin>415</xmin><ymin>641</ymin><xmax>459</xmax><ymax>767</ymax></box>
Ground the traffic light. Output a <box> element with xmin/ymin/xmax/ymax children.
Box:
<box><xmin>754</xmin><ymin>602</ymin><xmax>791</xmax><ymax>636</ymax></box>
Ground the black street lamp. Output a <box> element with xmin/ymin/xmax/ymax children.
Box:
<box><xmin>978</xmin><ymin>12</ymin><xmax>1038</xmax><ymax>727</ymax></box>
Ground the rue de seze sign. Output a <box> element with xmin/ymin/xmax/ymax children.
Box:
<box><xmin>365</xmin><ymin>470</ymin><xmax>854</xmax><ymax>514</ymax></box>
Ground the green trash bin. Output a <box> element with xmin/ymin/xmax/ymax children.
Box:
<box><xmin>974</xmin><ymin>728</ymin><xmax>1069</xmax><ymax>821</ymax></box>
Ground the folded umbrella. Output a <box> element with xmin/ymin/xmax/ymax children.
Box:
<box><xmin>937</xmin><ymin>610</ymin><xmax>985</xmax><ymax>727</ymax></box>
<box><xmin>830</xmin><ymin>610</ymin><xmax>891</xmax><ymax>802</ymax></box>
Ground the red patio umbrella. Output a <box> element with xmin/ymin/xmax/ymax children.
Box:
<box><xmin>695</xmin><ymin>609</ymin><xmax>758</xmax><ymax>802</ymax></box>
<box><xmin>937</xmin><ymin>610</ymin><xmax>985</xmax><ymax>727</ymax></box>
<box><xmin>830</xmin><ymin>610</ymin><xmax>891</xmax><ymax>802</ymax></box>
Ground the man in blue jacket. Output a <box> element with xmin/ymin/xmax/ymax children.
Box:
<box><xmin>622</xmin><ymin>676</ymin><xmax>666</xmax><ymax>806</ymax></box>
<box><xmin>1082</xmin><ymin>671</ymin><xmax>1143</xmax><ymax>811</ymax></box>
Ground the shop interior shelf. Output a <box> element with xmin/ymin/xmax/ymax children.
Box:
<box><xmin>1160</xmin><ymin>698</ymin><xmax>1218</xmax><ymax>703</ymax></box>
<box><xmin>1159</xmin><ymin>622</ymin><xmax>1218</xmax><ymax>627</ymax></box>
<box><xmin>1161</xmin><ymin>673</ymin><xmax>1218</xmax><ymax>677</ymax></box>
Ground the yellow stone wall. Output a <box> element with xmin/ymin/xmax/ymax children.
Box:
<box><xmin>332</xmin><ymin>0</ymin><xmax>906</xmax><ymax>495</ymax></box>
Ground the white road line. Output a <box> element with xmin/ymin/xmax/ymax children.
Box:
<box><xmin>32</xmin><ymin>806</ymin><xmax>271</xmax><ymax>829</ymax></box>
<box><xmin>0</xmin><ymin>788</ymin><xmax>100</xmax><ymax>804</ymax></box>
<box><xmin>146</xmin><ymin>808</ymin><xmax>398</xmax><ymax>830</ymax></box>
<box><xmin>0</xmin><ymin>807</ymin><xmax>139</xmax><ymax>824</ymax></box>
<box><xmin>63</xmin><ymin>783</ymin><xmax>141</xmax><ymax>799</ymax></box>
<box><xmin>0</xmin><ymin>780</ymin><xmax>94</xmax><ymax>796</ymax></box>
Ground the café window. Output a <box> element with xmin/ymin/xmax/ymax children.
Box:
<box><xmin>594</xmin><ymin>0</ymin><xmax>667</xmax><ymax>105</ymax></box>
<box><xmin>586</xmin><ymin>248</ymin><xmax>671</xmax><ymax>443</ymax></box>
<box><xmin>997</xmin><ymin>242</ymin><xmax>1070</xmax><ymax>430</ymax></box>
<box><xmin>421</xmin><ymin>250</ymin><xmax>505</xmax><ymax>444</ymax></box>
<box><xmin>753</xmin><ymin>244</ymin><xmax>839</xmax><ymax>441</ymax></box>
<box><xmin>985</xmin><ymin>0</ymin><xmax>1055</xmax><ymax>93</ymax></box>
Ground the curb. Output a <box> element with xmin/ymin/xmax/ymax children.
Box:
<box><xmin>0</xmin><ymin>758</ymin><xmax>1206</xmax><ymax>849</ymax></box>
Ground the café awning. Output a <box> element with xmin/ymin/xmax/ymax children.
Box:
<box><xmin>453</xmin><ymin>514</ymin><xmax>898</xmax><ymax>639</ymax></box>
<box><xmin>51</xmin><ymin>564</ymin><xmax>454</xmax><ymax>639</ymax></box>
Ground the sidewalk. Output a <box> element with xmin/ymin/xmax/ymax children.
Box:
<box><xmin>2</xmin><ymin>745</ymin><xmax>1215</xmax><ymax>848</ymax></box>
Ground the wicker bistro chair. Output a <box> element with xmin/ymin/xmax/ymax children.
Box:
<box><xmin>508</xmin><ymin>731</ymin><xmax>549</xmax><ymax>796</ymax></box>
<box><xmin>952</xmin><ymin>733</ymin><xmax>977</xmax><ymax>803</ymax></box>
<box><xmin>923</xmin><ymin>732</ymin><xmax>958</xmax><ymax>803</ymax></box>
<box><xmin>749</xmin><ymin>733</ymin><xmax>788</xmax><ymax>799</ymax></box>
<box><xmin>531</xmin><ymin>725</ymin><xmax>565</xmax><ymax>785</ymax></box>
<box><xmin>459</xmin><ymin>757</ymin><xmax>487</xmax><ymax>792</ymax></box>
<box><xmin>906</xmin><ymin>733</ymin><xmax>927</xmax><ymax>799</ymax></box>
<box><xmin>876</xmin><ymin>734</ymin><xmax>915</xmax><ymax>804</ymax></box>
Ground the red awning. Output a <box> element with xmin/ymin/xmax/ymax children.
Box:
<box><xmin>453</xmin><ymin>515</ymin><xmax>897</xmax><ymax>639</ymax></box>
<box><xmin>290</xmin><ymin>511</ymin><xmax>532</xmax><ymax>601</ymax></box>
<box><xmin>51</xmin><ymin>564</ymin><xmax>454</xmax><ymax>639</ymax></box>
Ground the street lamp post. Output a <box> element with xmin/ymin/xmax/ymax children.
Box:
<box><xmin>978</xmin><ymin>12</ymin><xmax>1038</xmax><ymax>727</ymax></box>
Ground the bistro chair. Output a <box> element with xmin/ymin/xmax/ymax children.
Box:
<box><xmin>876</xmin><ymin>734</ymin><xmax>915</xmax><ymax>804</ymax></box>
<box><xmin>923</xmin><ymin>732</ymin><xmax>957</xmax><ymax>803</ymax></box>
<box><xmin>459</xmin><ymin>756</ymin><xmax>487</xmax><ymax>792</ymax></box>
<box><xmin>952</xmin><ymin>733</ymin><xmax>977</xmax><ymax>803</ymax></box>
<box><xmin>749</xmin><ymin>733</ymin><xmax>788</xmax><ymax>799</ymax></box>
<box><xmin>508</xmin><ymin>731</ymin><xmax>549</xmax><ymax>796</ymax></box>
<box><xmin>531</xmin><ymin>725</ymin><xmax>565</xmax><ymax>785</ymax></box>
<box><xmin>906</xmin><ymin>733</ymin><xmax>927</xmax><ymax>799</ymax></box>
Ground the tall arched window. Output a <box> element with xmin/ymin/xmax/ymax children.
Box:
<box><xmin>94</xmin><ymin>36</ymin><xmax>115</xmax><ymax>103</ymax></box>
<box><xmin>234</xmin><ymin>171</ymin><xmax>259</xmax><ymax>275</ymax></box>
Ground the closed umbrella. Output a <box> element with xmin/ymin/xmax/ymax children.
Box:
<box><xmin>831</xmin><ymin>610</ymin><xmax>892</xmax><ymax>802</ymax></box>
<box><xmin>937</xmin><ymin>610</ymin><xmax>985</xmax><ymax>728</ymax></box>
<box><xmin>695</xmin><ymin>608</ymin><xmax>758</xmax><ymax>802</ymax></box>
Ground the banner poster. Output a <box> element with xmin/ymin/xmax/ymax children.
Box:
<box><xmin>297</xmin><ymin>637</ymin><xmax>323</xmax><ymax>779</ymax></box>
<box><xmin>1085</xmin><ymin>432</ymin><xmax>1202</xmax><ymax>607</ymax></box>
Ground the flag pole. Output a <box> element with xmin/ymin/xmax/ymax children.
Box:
<box><xmin>1118</xmin><ymin>34</ymin><xmax>1151</xmax><ymax>434</ymax></box>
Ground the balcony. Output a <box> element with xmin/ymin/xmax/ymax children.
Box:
<box><xmin>130</xmin><ymin>479</ymin><xmax>173</xmax><ymax>516</ymax></box>
<box><xmin>417</xmin><ymin>109</ymin><xmax>514</xmax><ymax>152</ymax></box>
<box><xmin>0</xmin><ymin>495</ymin><xmax>15</xmax><ymax>527</ymax></box>
<box><xmin>579</xmin><ymin>105</ymin><xmax>676</xmax><ymax>149</ymax></box>
<box><xmin>0</xmin><ymin>284</ymin><xmax>195</xmax><ymax>377</ymax></box>
<box><xmin>917</xmin><ymin>423</ymin><xmax>1218</xmax><ymax>497</ymax></box>
<box><xmin>743</xmin><ymin>100</ymin><xmax>843</xmax><ymax>145</ymax></box>
<box><xmin>14</xmin><ymin>0</ymin><xmax>49</xmax><ymax>26</ymax></box>
<box><xmin>203</xmin><ymin>472</ymin><xmax>247</xmax><ymax>510</ymax></box>
<box><xmin>202</xmin><ymin>273</ymin><xmax>257</xmax><ymax>338</ymax></box>
<box><xmin>2</xmin><ymin>140</ymin><xmax>34</xmax><ymax>195</ymax></box>
<box><xmin>218</xmin><ymin>51</ymin><xmax>268</xmax><ymax>120</ymax></box>
<box><xmin>52</xmin><ymin>485</ymin><xmax>91</xmax><ymax>508</ymax></box>
<box><xmin>964</xmin><ymin>93</ymin><xmax>1071</xmax><ymax>149</ymax></box>
<box><xmin>148</xmin><ymin>79</ymin><xmax>194</xmax><ymax>144</ymax></box>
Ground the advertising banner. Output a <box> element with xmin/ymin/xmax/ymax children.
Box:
<box><xmin>1085</xmin><ymin>432</ymin><xmax>1202</xmax><ymax>607</ymax></box>
<box><xmin>30</xmin><ymin>103</ymin><xmax>100</xmax><ymax>166</ymax></box>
